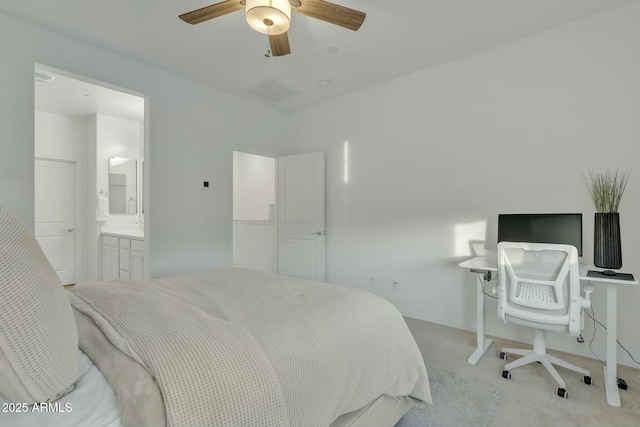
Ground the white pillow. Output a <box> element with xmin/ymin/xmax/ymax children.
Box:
<box><xmin>0</xmin><ymin>205</ymin><xmax>79</xmax><ymax>403</ymax></box>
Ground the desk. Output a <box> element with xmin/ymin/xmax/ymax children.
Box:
<box><xmin>458</xmin><ymin>256</ymin><xmax>497</xmax><ymax>366</ymax></box>
<box><xmin>459</xmin><ymin>256</ymin><xmax>638</xmax><ymax>407</ymax></box>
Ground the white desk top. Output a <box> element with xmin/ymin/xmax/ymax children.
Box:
<box><xmin>460</xmin><ymin>256</ymin><xmax>638</xmax><ymax>286</ymax></box>
<box><xmin>458</xmin><ymin>256</ymin><xmax>497</xmax><ymax>272</ymax></box>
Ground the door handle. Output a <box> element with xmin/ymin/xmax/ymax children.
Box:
<box><xmin>66</xmin><ymin>227</ymin><xmax>74</xmax><ymax>232</ymax></box>
<box><xmin>311</xmin><ymin>230</ymin><xmax>325</xmax><ymax>236</ymax></box>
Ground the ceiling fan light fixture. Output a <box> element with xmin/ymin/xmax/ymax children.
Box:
<box><xmin>245</xmin><ymin>0</ymin><xmax>291</xmax><ymax>35</ymax></box>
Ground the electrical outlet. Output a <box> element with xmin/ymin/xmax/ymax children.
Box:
<box><xmin>392</xmin><ymin>280</ymin><xmax>399</xmax><ymax>289</ymax></box>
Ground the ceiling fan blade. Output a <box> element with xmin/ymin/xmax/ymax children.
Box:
<box><xmin>179</xmin><ymin>0</ymin><xmax>244</xmax><ymax>25</ymax></box>
<box><xmin>293</xmin><ymin>0</ymin><xmax>366</xmax><ymax>31</ymax></box>
<box><xmin>269</xmin><ymin>33</ymin><xmax>291</xmax><ymax>57</ymax></box>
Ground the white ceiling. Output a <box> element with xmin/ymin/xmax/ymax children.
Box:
<box><xmin>4</xmin><ymin>0</ymin><xmax>637</xmax><ymax>112</ymax></box>
<box><xmin>35</xmin><ymin>68</ymin><xmax>145</xmax><ymax>122</ymax></box>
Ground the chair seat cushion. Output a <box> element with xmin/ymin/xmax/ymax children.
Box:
<box><xmin>504</xmin><ymin>314</ymin><xmax>569</xmax><ymax>333</ymax></box>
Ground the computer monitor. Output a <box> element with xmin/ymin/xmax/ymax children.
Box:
<box><xmin>497</xmin><ymin>213</ymin><xmax>583</xmax><ymax>256</ymax></box>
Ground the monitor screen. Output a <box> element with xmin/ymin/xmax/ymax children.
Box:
<box><xmin>497</xmin><ymin>213</ymin><xmax>583</xmax><ymax>256</ymax></box>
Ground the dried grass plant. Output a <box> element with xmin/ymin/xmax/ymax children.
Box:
<box><xmin>583</xmin><ymin>169</ymin><xmax>630</xmax><ymax>213</ymax></box>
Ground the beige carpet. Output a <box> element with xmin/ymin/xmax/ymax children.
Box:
<box><xmin>405</xmin><ymin>317</ymin><xmax>640</xmax><ymax>427</ymax></box>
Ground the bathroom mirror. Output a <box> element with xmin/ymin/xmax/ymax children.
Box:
<box><xmin>108</xmin><ymin>157</ymin><xmax>137</xmax><ymax>214</ymax></box>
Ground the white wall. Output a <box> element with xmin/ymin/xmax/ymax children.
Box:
<box><xmin>0</xmin><ymin>12</ymin><xmax>288</xmax><ymax>279</ymax></box>
<box><xmin>287</xmin><ymin>3</ymin><xmax>640</xmax><ymax>365</ymax></box>
<box><xmin>34</xmin><ymin>111</ymin><xmax>86</xmax><ymax>162</ymax></box>
<box><xmin>233</xmin><ymin>222</ymin><xmax>276</xmax><ymax>273</ymax></box>
<box><xmin>233</xmin><ymin>151</ymin><xmax>275</xmax><ymax>221</ymax></box>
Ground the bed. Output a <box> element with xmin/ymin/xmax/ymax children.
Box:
<box><xmin>0</xmin><ymin>205</ymin><xmax>431</xmax><ymax>427</ymax></box>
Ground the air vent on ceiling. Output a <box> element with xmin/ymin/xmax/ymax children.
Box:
<box><xmin>35</xmin><ymin>71</ymin><xmax>55</xmax><ymax>83</ymax></box>
<box><xmin>246</xmin><ymin>80</ymin><xmax>299</xmax><ymax>103</ymax></box>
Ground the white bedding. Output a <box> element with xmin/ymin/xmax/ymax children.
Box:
<box><xmin>0</xmin><ymin>350</ymin><xmax>121</xmax><ymax>427</ymax></box>
<box><xmin>0</xmin><ymin>205</ymin><xmax>428</xmax><ymax>427</ymax></box>
<box><xmin>70</xmin><ymin>268</ymin><xmax>431</xmax><ymax>427</ymax></box>
<box><xmin>1</xmin><ymin>268</ymin><xmax>430</xmax><ymax>427</ymax></box>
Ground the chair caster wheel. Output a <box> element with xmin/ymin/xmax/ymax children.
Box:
<box><xmin>557</xmin><ymin>388</ymin><xmax>568</xmax><ymax>398</ymax></box>
<box><xmin>583</xmin><ymin>376</ymin><xmax>592</xmax><ymax>385</ymax></box>
<box><xmin>499</xmin><ymin>352</ymin><xmax>507</xmax><ymax>360</ymax></box>
<box><xmin>502</xmin><ymin>370</ymin><xmax>512</xmax><ymax>379</ymax></box>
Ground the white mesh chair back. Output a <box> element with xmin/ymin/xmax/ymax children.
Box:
<box><xmin>497</xmin><ymin>242</ymin><xmax>582</xmax><ymax>336</ymax></box>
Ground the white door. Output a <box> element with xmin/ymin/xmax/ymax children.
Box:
<box><xmin>35</xmin><ymin>159</ymin><xmax>76</xmax><ymax>285</ymax></box>
<box><xmin>277</xmin><ymin>152</ymin><xmax>325</xmax><ymax>281</ymax></box>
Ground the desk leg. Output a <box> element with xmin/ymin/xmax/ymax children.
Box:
<box><xmin>468</xmin><ymin>273</ymin><xmax>493</xmax><ymax>365</ymax></box>
<box><xmin>603</xmin><ymin>283</ymin><xmax>621</xmax><ymax>407</ymax></box>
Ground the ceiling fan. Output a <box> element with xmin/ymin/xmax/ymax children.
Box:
<box><xmin>179</xmin><ymin>0</ymin><xmax>366</xmax><ymax>57</ymax></box>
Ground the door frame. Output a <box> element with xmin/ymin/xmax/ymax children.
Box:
<box><xmin>35</xmin><ymin>156</ymin><xmax>82</xmax><ymax>285</ymax></box>
<box><xmin>35</xmin><ymin>63</ymin><xmax>150</xmax><ymax>282</ymax></box>
<box><xmin>229</xmin><ymin>147</ymin><xmax>326</xmax><ymax>281</ymax></box>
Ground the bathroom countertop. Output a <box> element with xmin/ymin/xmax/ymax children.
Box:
<box><xmin>101</xmin><ymin>229</ymin><xmax>144</xmax><ymax>239</ymax></box>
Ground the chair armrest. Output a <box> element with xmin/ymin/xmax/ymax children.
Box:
<box><xmin>582</xmin><ymin>283</ymin><xmax>594</xmax><ymax>309</ymax></box>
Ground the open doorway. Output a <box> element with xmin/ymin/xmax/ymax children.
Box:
<box><xmin>232</xmin><ymin>151</ymin><xmax>277</xmax><ymax>273</ymax></box>
<box><xmin>34</xmin><ymin>65</ymin><xmax>146</xmax><ymax>285</ymax></box>
<box><xmin>232</xmin><ymin>150</ymin><xmax>326</xmax><ymax>280</ymax></box>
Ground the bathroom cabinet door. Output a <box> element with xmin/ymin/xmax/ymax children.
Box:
<box><xmin>102</xmin><ymin>236</ymin><xmax>119</xmax><ymax>281</ymax></box>
<box><xmin>131</xmin><ymin>239</ymin><xmax>145</xmax><ymax>280</ymax></box>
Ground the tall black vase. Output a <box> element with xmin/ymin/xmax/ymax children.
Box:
<box><xmin>594</xmin><ymin>212</ymin><xmax>622</xmax><ymax>269</ymax></box>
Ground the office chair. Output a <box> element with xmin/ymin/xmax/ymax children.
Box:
<box><xmin>496</xmin><ymin>242</ymin><xmax>593</xmax><ymax>398</ymax></box>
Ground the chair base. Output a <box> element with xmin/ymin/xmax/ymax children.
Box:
<box><xmin>500</xmin><ymin>329</ymin><xmax>591</xmax><ymax>390</ymax></box>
